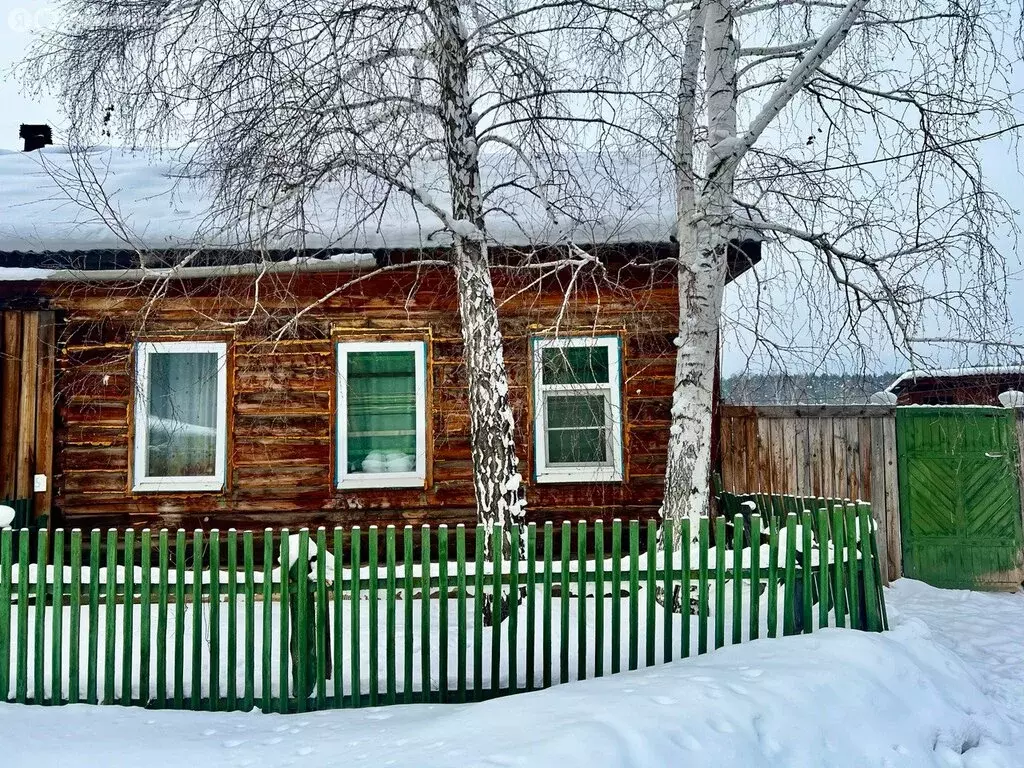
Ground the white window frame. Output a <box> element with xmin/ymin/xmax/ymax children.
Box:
<box><xmin>532</xmin><ymin>335</ymin><xmax>624</xmax><ymax>484</ymax></box>
<box><xmin>133</xmin><ymin>341</ymin><xmax>228</xmax><ymax>493</ymax></box>
<box><xmin>336</xmin><ymin>340</ymin><xmax>428</xmax><ymax>490</ymax></box>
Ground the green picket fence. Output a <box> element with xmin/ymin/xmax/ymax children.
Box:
<box><xmin>0</xmin><ymin>505</ymin><xmax>887</xmax><ymax>712</ymax></box>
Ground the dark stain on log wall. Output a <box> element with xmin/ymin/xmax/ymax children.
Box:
<box><xmin>36</xmin><ymin>260</ymin><xmax>683</xmax><ymax>532</ymax></box>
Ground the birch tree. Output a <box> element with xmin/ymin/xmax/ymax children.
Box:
<box><xmin>648</xmin><ymin>0</ymin><xmax>1019</xmax><ymax>540</ymax></box>
<box><xmin>27</xmin><ymin>0</ymin><xmax>653</xmax><ymax>552</ymax></box>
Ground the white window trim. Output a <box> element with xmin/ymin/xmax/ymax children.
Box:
<box><xmin>336</xmin><ymin>340</ymin><xmax>428</xmax><ymax>490</ymax></box>
<box><xmin>532</xmin><ymin>336</ymin><xmax>624</xmax><ymax>484</ymax></box>
<box><xmin>133</xmin><ymin>341</ymin><xmax>228</xmax><ymax>493</ymax></box>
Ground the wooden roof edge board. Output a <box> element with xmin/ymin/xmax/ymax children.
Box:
<box><xmin>0</xmin><ymin>238</ymin><xmax>759</xmax><ymax>285</ymax></box>
<box><xmin>886</xmin><ymin>366</ymin><xmax>1024</xmax><ymax>393</ymax></box>
<box><xmin>720</xmin><ymin>404</ymin><xmax>897</xmax><ymax>418</ymax></box>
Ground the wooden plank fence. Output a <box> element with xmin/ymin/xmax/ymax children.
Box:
<box><xmin>0</xmin><ymin>310</ymin><xmax>56</xmax><ymax>528</ymax></box>
<box><xmin>0</xmin><ymin>510</ymin><xmax>887</xmax><ymax>712</ymax></box>
<box><xmin>720</xmin><ymin>405</ymin><xmax>901</xmax><ymax>582</ymax></box>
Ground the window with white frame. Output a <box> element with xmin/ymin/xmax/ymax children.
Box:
<box><xmin>532</xmin><ymin>336</ymin><xmax>623</xmax><ymax>483</ymax></box>
<box><xmin>337</xmin><ymin>341</ymin><xmax>427</xmax><ymax>489</ymax></box>
<box><xmin>133</xmin><ymin>341</ymin><xmax>228</xmax><ymax>492</ymax></box>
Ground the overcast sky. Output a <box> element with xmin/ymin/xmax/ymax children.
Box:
<box><xmin>2</xmin><ymin>0</ymin><xmax>1023</xmax><ymax>376</ymax></box>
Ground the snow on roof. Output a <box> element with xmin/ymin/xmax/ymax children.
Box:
<box><xmin>0</xmin><ymin>267</ymin><xmax>54</xmax><ymax>281</ymax></box>
<box><xmin>886</xmin><ymin>366</ymin><xmax>1024</xmax><ymax>392</ymax></box>
<box><xmin>0</xmin><ymin>146</ymin><xmax>679</xmax><ymax>255</ymax></box>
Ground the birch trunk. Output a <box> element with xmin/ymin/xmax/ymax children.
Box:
<box><xmin>662</xmin><ymin>0</ymin><xmax>737</xmax><ymax>536</ymax></box>
<box><xmin>429</xmin><ymin>0</ymin><xmax>525</xmax><ymax>562</ymax></box>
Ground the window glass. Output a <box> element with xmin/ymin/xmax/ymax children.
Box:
<box><xmin>345</xmin><ymin>350</ymin><xmax>417</xmax><ymax>474</ymax></box>
<box><xmin>146</xmin><ymin>352</ymin><xmax>219</xmax><ymax>478</ymax></box>
<box><xmin>541</xmin><ymin>346</ymin><xmax>610</xmax><ymax>385</ymax></box>
<box><xmin>546</xmin><ymin>394</ymin><xmax>607</xmax><ymax>464</ymax></box>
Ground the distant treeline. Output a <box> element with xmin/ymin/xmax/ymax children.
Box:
<box><xmin>722</xmin><ymin>372</ymin><xmax>900</xmax><ymax>404</ymax></box>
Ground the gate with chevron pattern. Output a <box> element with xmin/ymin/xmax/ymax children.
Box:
<box><xmin>897</xmin><ymin>407</ymin><xmax>1024</xmax><ymax>590</ymax></box>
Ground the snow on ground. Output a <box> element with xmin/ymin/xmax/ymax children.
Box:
<box><xmin>4</xmin><ymin>580</ymin><xmax>1023</xmax><ymax>768</ymax></box>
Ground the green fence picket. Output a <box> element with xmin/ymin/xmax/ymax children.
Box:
<box><xmin>139</xmin><ymin>529</ymin><xmax>152</xmax><ymax>707</ymax></box>
<box><xmin>645</xmin><ymin>520</ymin><xmax>656</xmax><ymax>667</ymax></box>
<box><xmin>367</xmin><ymin>527</ymin><xmax>379</xmax><ymax>706</ymax></box>
<box><xmin>542</xmin><ymin>522</ymin><xmax>554</xmax><ymax>687</ymax></box>
<box><xmin>560</xmin><ymin>522</ymin><xmax>571</xmax><ymax>682</ymax></box>
<box><xmin>0</xmin><ymin>528</ymin><xmax>11</xmax><ymax>702</ymax></box>
<box><xmin>766</xmin><ymin>518</ymin><xmax>779</xmax><ymax>639</ymax></box>
<box><xmin>261</xmin><ymin>530</ymin><xmax>274</xmax><ymax>712</ymax></box>
<box><xmin>315</xmin><ymin>527</ymin><xmax>328</xmax><ymax>710</ymax></box>
<box><xmin>474</xmin><ymin>525</ymin><xmax>485</xmax><ymax>699</ymax></box>
<box><xmin>831</xmin><ymin>508</ymin><xmax>846</xmax><ymax>628</ymax></box>
<box><xmin>419</xmin><ymin>525</ymin><xmax>431</xmax><ymax>703</ymax></box>
<box><xmin>627</xmin><ymin>520</ymin><xmax>639</xmax><ymax>672</ymax></box>
<box><xmin>714</xmin><ymin>517</ymin><xmax>726</xmax><ymax>650</ymax></box>
<box><xmin>208</xmin><ymin>529</ymin><xmax>221</xmax><ymax>710</ymax></box>
<box><xmin>594</xmin><ymin>521</ymin><xmax>605</xmax><ymax>677</ymax></box>
<box><xmin>226</xmin><ymin>530</ymin><xmax>238</xmax><ymax>711</ymax></box>
<box><xmin>749</xmin><ymin>515</ymin><xmax>761</xmax><ymax>641</ymax></box>
<box><xmin>845</xmin><ymin>507</ymin><xmax>861</xmax><ymax>631</ymax></box>
<box><xmin>801</xmin><ymin>511</ymin><xmax>814</xmax><ymax>634</ymax></box>
<box><xmin>69</xmin><ymin>529</ymin><xmax>82</xmax><ymax>705</ymax></box>
<box><xmin>105</xmin><ymin>529</ymin><xmax>119</xmax><ymax>706</ymax></box>
<box><xmin>680</xmin><ymin>519</ymin><xmax>691</xmax><ymax>659</ymax></box>
<box><xmin>121</xmin><ymin>528</ymin><xmax>135</xmax><ymax>707</ymax></box>
<box><xmin>16</xmin><ymin>528</ymin><xmax>29</xmax><ymax>704</ymax></box>
<box><xmin>86</xmin><ymin>529</ymin><xmax>101</xmax><ymax>705</ymax></box>
<box><xmin>509</xmin><ymin>524</ymin><xmax>520</xmax><ymax>694</ymax></box>
<box><xmin>402</xmin><ymin>526</ymin><xmax>414</xmax><ymax>704</ymax></box>
<box><xmin>174</xmin><ymin>529</ymin><xmax>186</xmax><ymax>709</ymax></box>
<box><xmin>731</xmin><ymin>515</ymin><xmax>743</xmax><ymax>645</ymax></box>
<box><xmin>190</xmin><ymin>530</ymin><xmax>204</xmax><ymax>710</ymax></box>
<box><xmin>437</xmin><ymin>525</ymin><xmax>449</xmax><ymax>702</ymax></box>
<box><xmin>34</xmin><ymin>529</ymin><xmax>48</xmax><ymax>704</ymax></box>
<box><xmin>456</xmin><ymin>525</ymin><xmax>468</xmax><ymax>702</ymax></box>
<box><xmin>334</xmin><ymin>527</ymin><xmax>345</xmax><ymax>709</ymax></box>
<box><xmin>577</xmin><ymin>521</ymin><xmax>587</xmax><ymax>681</ymax></box>
<box><xmin>492</xmin><ymin>525</ymin><xmax>505</xmax><ymax>693</ymax></box>
<box><xmin>385</xmin><ymin>527</ymin><xmax>397</xmax><ymax>706</ymax></box>
<box><xmin>816</xmin><ymin>510</ymin><xmax>830</xmax><ymax>630</ymax></box>
<box><xmin>350</xmin><ymin>527</ymin><xmax>362</xmax><ymax>709</ymax></box>
<box><xmin>278</xmin><ymin>529</ymin><xmax>290</xmax><ymax>713</ymax></box>
<box><xmin>52</xmin><ymin>528</ymin><xmax>65</xmax><ymax>705</ymax></box>
<box><xmin>525</xmin><ymin>523</ymin><xmax>537</xmax><ymax>691</ymax></box>
<box><xmin>610</xmin><ymin>520</ymin><xmax>622</xmax><ymax>674</ymax></box>
<box><xmin>782</xmin><ymin>515</ymin><xmax>797</xmax><ymax>636</ymax></box>
<box><xmin>155</xmin><ymin>530</ymin><xmax>169</xmax><ymax>708</ymax></box>
<box><xmin>295</xmin><ymin>530</ymin><xmax>310</xmax><ymax>711</ymax></box>
<box><xmin>697</xmin><ymin>518</ymin><xmax>710</xmax><ymax>655</ymax></box>
<box><xmin>662</xmin><ymin>520</ymin><xmax>674</xmax><ymax>664</ymax></box>
<box><xmin>858</xmin><ymin>505</ymin><xmax>881</xmax><ymax>632</ymax></box>
<box><xmin>243</xmin><ymin>531</ymin><xmax>255</xmax><ymax>711</ymax></box>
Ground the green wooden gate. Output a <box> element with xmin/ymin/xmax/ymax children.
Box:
<box><xmin>897</xmin><ymin>407</ymin><xmax>1024</xmax><ymax>589</ymax></box>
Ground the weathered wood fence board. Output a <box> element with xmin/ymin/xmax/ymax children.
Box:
<box><xmin>0</xmin><ymin>512</ymin><xmax>886</xmax><ymax>712</ymax></box>
<box><xmin>0</xmin><ymin>310</ymin><xmax>57</xmax><ymax>525</ymax></box>
<box><xmin>720</xmin><ymin>405</ymin><xmax>901</xmax><ymax>582</ymax></box>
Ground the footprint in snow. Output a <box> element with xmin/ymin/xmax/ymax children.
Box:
<box><xmin>711</xmin><ymin>720</ymin><xmax>735</xmax><ymax>734</ymax></box>
<box><xmin>651</xmin><ymin>695</ymin><xmax>677</xmax><ymax>706</ymax></box>
<box><xmin>741</xmin><ymin>668</ymin><xmax>764</xmax><ymax>678</ymax></box>
<box><xmin>264</xmin><ymin>737</ymin><xmax>283</xmax><ymax>745</ymax></box>
<box><xmin>274</xmin><ymin>724</ymin><xmax>290</xmax><ymax>733</ymax></box>
<box><xmin>365</xmin><ymin>712</ymin><xmax>392</xmax><ymax>721</ymax></box>
<box><xmin>222</xmin><ymin>739</ymin><xmax>245</xmax><ymax>748</ymax></box>
<box><xmin>726</xmin><ymin>683</ymin><xmax>748</xmax><ymax>695</ymax></box>
<box><xmin>297</xmin><ymin>747</ymin><xmax>314</xmax><ymax>756</ymax></box>
<box><xmin>202</xmin><ymin>729</ymin><xmax>217</xmax><ymax>737</ymax></box>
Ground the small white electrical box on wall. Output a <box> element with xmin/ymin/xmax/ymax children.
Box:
<box><xmin>33</xmin><ymin>474</ymin><xmax>47</xmax><ymax>493</ymax></box>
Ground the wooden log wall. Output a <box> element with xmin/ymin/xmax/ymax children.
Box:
<box><xmin>718</xmin><ymin>404</ymin><xmax>901</xmax><ymax>582</ymax></box>
<box><xmin>46</xmin><ymin>264</ymin><xmax>678</xmax><ymax>533</ymax></box>
<box><xmin>0</xmin><ymin>310</ymin><xmax>57</xmax><ymax>522</ymax></box>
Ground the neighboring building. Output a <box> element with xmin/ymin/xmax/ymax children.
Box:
<box><xmin>885</xmin><ymin>367</ymin><xmax>1024</xmax><ymax>406</ymax></box>
<box><xmin>0</xmin><ymin>141</ymin><xmax>759</xmax><ymax>532</ymax></box>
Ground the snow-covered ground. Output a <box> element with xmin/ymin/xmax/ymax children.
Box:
<box><xmin>4</xmin><ymin>580</ymin><xmax>1022</xmax><ymax>768</ymax></box>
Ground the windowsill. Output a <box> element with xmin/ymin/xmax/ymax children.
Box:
<box><xmin>133</xmin><ymin>476</ymin><xmax>225</xmax><ymax>493</ymax></box>
<box><xmin>535</xmin><ymin>468</ymin><xmax>623</xmax><ymax>484</ymax></box>
<box><xmin>337</xmin><ymin>473</ymin><xmax>426</xmax><ymax>490</ymax></box>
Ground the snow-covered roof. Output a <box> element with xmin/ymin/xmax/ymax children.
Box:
<box><xmin>0</xmin><ymin>146</ymin><xmax>681</xmax><ymax>255</ymax></box>
<box><xmin>886</xmin><ymin>366</ymin><xmax>1024</xmax><ymax>392</ymax></box>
